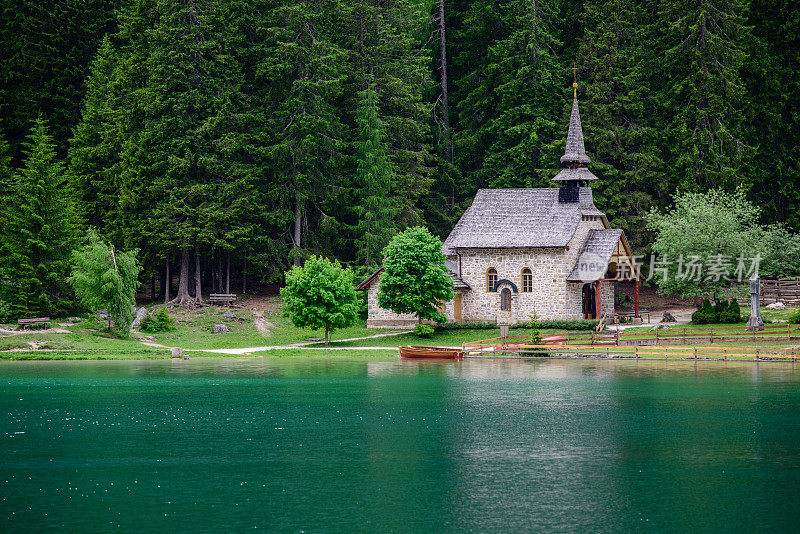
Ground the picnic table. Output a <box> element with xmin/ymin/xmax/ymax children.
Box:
<box><xmin>17</xmin><ymin>317</ymin><xmax>50</xmax><ymax>330</ymax></box>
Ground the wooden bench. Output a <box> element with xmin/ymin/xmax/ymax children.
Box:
<box><xmin>209</xmin><ymin>293</ymin><xmax>237</xmax><ymax>306</ymax></box>
<box><xmin>615</xmin><ymin>310</ymin><xmax>651</xmax><ymax>324</ymax></box>
<box><xmin>17</xmin><ymin>317</ymin><xmax>51</xmax><ymax>330</ymax></box>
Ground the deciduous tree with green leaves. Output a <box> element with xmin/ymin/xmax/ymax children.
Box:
<box><xmin>68</xmin><ymin>229</ymin><xmax>142</xmax><ymax>334</ymax></box>
<box><xmin>647</xmin><ymin>189</ymin><xmax>767</xmax><ymax>300</ymax></box>
<box><xmin>280</xmin><ymin>255</ymin><xmax>359</xmax><ymax>345</ymax></box>
<box><xmin>377</xmin><ymin>226</ymin><xmax>453</xmax><ymax>323</ymax></box>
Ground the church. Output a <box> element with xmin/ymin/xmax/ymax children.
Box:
<box><xmin>358</xmin><ymin>85</ymin><xmax>640</xmax><ymax>327</ymax></box>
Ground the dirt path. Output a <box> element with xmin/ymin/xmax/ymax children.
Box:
<box><xmin>188</xmin><ymin>330</ymin><xmax>412</xmax><ymax>355</ymax></box>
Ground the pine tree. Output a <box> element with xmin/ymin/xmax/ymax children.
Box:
<box><xmin>351</xmin><ymin>85</ymin><xmax>398</xmax><ymax>266</ymax></box>
<box><xmin>660</xmin><ymin>0</ymin><xmax>753</xmax><ymax>192</ymax></box>
<box><xmin>67</xmin><ymin>35</ymin><xmax>120</xmax><ymax>232</ymax></box>
<box><xmin>260</xmin><ymin>0</ymin><xmax>348</xmax><ymax>266</ymax></box>
<box><xmin>577</xmin><ymin>0</ymin><xmax>664</xmax><ymax>249</ymax></box>
<box><xmin>127</xmin><ymin>0</ymin><xmax>251</xmax><ymax>306</ymax></box>
<box><xmin>1</xmin><ymin>117</ymin><xmax>77</xmax><ymax>317</ymax></box>
<box><xmin>455</xmin><ymin>0</ymin><xmax>563</xmax><ymax>190</ymax></box>
<box><xmin>0</xmin><ymin>129</ymin><xmax>12</xmax><ymax>230</ymax></box>
<box><xmin>0</xmin><ymin>0</ymin><xmax>116</xmax><ymax>161</ymax></box>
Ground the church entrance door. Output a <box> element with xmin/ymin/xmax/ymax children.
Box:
<box><xmin>454</xmin><ymin>294</ymin><xmax>462</xmax><ymax>323</ymax></box>
<box><xmin>582</xmin><ymin>283</ymin><xmax>596</xmax><ymax>319</ymax></box>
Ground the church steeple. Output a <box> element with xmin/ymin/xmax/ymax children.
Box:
<box><xmin>553</xmin><ymin>70</ymin><xmax>598</xmax><ymax>186</ymax></box>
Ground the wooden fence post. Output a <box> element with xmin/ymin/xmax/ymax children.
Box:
<box><xmin>710</xmin><ymin>326</ymin><xmax>714</xmax><ymax>344</ymax></box>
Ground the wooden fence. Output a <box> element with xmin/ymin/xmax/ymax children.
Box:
<box><xmin>462</xmin><ymin>343</ymin><xmax>800</xmax><ymax>361</ymax></box>
<box><xmin>463</xmin><ymin>324</ymin><xmax>800</xmax><ymax>360</ymax></box>
<box><xmin>762</xmin><ymin>277</ymin><xmax>800</xmax><ymax>305</ymax></box>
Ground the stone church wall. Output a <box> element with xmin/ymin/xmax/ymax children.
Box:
<box><xmin>364</xmin><ymin>218</ymin><xmax>616</xmax><ymax>327</ymax></box>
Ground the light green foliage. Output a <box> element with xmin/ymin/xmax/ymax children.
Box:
<box><xmin>414</xmin><ymin>324</ymin><xmax>435</xmax><ymax>337</ymax></box>
<box><xmin>281</xmin><ymin>256</ymin><xmax>359</xmax><ymax>345</ymax></box>
<box><xmin>529</xmin><ymin>309</ymin><xmax>543</xmax><ymax>344</ymax></box>
<box><xmin>648</xmin><ymin>189</ymin><xmax>765</xmax><ymax>298</ymax></box>
<box><xmin>68</xmin><ymin>229</ymin><xmax>141</xmax><ymax>334</ymax></box>
<box><xmin>140</xmin><ymin>308</ymin><xmax>176</xmax><ymax>333</ymax></box>
<box><xmin>377</xmin><ymin>226</ymin><xmax>454</xmax><ymax>323</ymax></box>
<box><xmin>1</xmin><ymin>118</ymin><xmax>78</xmax><ymax>317</ymax></box>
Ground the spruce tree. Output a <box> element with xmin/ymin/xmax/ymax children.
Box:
<box><xmin>660</xmin><ymin>0</ymin><xmax>753</xmax><ymax>192</ymax></box>
<box><xmin>67</xmin><ymin>35</ymin><xmax>120</xmax><ymax>232</ymax></box>
<box><xmin>260</xmin><ymin>0</ymin><xmax>348</xmax><ymax>265</ymax></box>
<box><xmin>0</xmin><ymin>129</ymin><xmax>12</xmax><ymax>230</ymax></box>
<box><xmin>126</xmin><ymin>0</ymin><xmax>250</xmax><ymax>305</ymax></box>
<box><xmin>351</xmin><ymin>85</ymin><xmax>398</xmax><ymax>266</ymax></box>
<box><xmin>455</xmin><ymin>0</ymin><xmax>563</xmax><ymax>189</ymax></box>
<box><xmin>347</xmin><ymin>0</ymin><xmax>433</xmax><ymax>228</ymax></box>
<box><xmin>2</xmin><ymin>118</ymin><xmax>77</xmax><ymax>317</ymax></box>
<box><xmin>577</xmin><ymin>0</ymin><xmax>664</xmax><ymax>248</ymax></box>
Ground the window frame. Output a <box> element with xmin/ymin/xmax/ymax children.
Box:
<box><xmin>521</xmin><ymin>268</ymin><xmax>533</xmax><ymax>293</ymax></box>
<box><xmin>486</xmin><ymin>268</ymin><xmax>498</xmax><ymax>292</ymax></box>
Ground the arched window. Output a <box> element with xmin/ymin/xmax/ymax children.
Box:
<box><xmin>486</xmin><ymin>268</ymin><xmax>498</xmax><ymax>292</ymax></box>
<box><xmin>522</xmin><ymin>268</ymin><xmax>533</xmax><ymax>293</ymax></box>
<box><xmin>500</xmin><ymin>288</ymin><xmax>512</xmax><ymax>311</ymax></box>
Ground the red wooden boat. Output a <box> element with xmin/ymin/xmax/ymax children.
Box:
<box><xmin>399</xmin><ymin>346</ymin><xmax>464</xmax><ymax>359</ymax></box>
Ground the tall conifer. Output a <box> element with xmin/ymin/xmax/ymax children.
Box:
<box><xmin>2</xmin><ymin>118</ymin><xmax>77</xmax><ymax>317</ymax></box>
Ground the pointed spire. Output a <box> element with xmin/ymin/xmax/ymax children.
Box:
<box><xmin>559</xmin><ymin>95</ymin><xmax>590</xmax><ymax>166</ymax></box>
<box><xmin>553</xmin><ymin>73</ymin><xmax>598</xmax><ymax>183</ymax></box>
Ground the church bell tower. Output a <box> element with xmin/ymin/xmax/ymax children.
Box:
<box><xmin>554</xmin><ymin>73</ymin><xmax>598</xmax><ymax>203</ymax></box>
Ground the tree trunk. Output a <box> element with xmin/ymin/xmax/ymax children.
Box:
<box><xmin>169</xmin><ymin>249</ymin><xmax>195</xmax><ymax>307</ymax></box>
<box><xmin>150</xmin><ymin>275</ymin><xmax>155</xmax><ymax>302</ymax></box>
<box><xmin>438</xmin><ymin>0</ymin><xmax>452</xmax><ymax>161</ymax></box>
<box><xmin>226</xmin><ymin>251</ymin><xmax>231</xmax><ymax>294</ymax></box>
<box><xmin>293</xmin><ymin>201</ymin><xmax>302</xmax><ymax>266</ymax></box>
<box><xmin>217</xmin><ymin>253</ymin><xmax>223</xmax><ymax>293</ymax></box>
<box><xmin>195</xmin><ymin>246</ymin><xmax>203</xmax><ymax>304</ymax></box>
<box><xmin>242</xmin><ymin>256</ymin><xmax>247</xmax><ymax>295</ymax></box>
<box><xmin>325</xmin><ymin>325</ymin><xmax>329</xmax><ymax>346</ymax></box>
<box><xmin>162</xmin><ymin>256</ymin><xmax>169</xmax><ymax>304</ymax></box>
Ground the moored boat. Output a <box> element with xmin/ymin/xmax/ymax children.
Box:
<box><xmin>399</xmin><ymin>346</ymin><xmax>464</xmax><ymax>359</ymax></box>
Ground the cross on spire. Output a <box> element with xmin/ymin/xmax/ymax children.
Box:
<box><xmin>571</xmin><ymin>63</ymin><xmax>578</xmax><ymax>99</ymax></box>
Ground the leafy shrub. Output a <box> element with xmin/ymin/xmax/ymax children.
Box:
<box><xmin>414</xmin><ymin>324</ymin><xmax>435</xmax><ymax>337</ymax></box>
<box><xmin>692</xmin><ymin>298</ymin><xmax>743</xmax><ymax>324</ymax></box>
<box><xmin>789</xmin><ymin>309</ymin><xmax>800</xmax><ymax>325</ymax></box>
<box><xmin>692</xmin><ymin>299</ymin><xmax>714</xmax><ymax>324</ymax></box>
<box><xmin>719</xmin><ymin>299</ymin><xmax>742</xmax><ymax>323</ymax></box>
<box><xmin>140</xmin><ymin>308</ymin><xmax>176</xmax><ymax>333</ymax></box>
<box><xmin>433</xmin><ymin>319</ymin><xmax>599</xmax><ymax>332</ymax></box>
<box><xmin>0</xmin><ymin>299</ymin><xmax>11</xmax><ymax>322</ymax></box>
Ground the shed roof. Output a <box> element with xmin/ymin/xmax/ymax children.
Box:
<box><xmin>441</xmin><ymin>187</ymin><xmax>605</xmax><ymax>255</ymax></box>
<box><xmin>566</xmin><ymin>229</ymin><xmax>623</xmax><ymax>282</ymax></box>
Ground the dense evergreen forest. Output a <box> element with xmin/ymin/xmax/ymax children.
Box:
<box><xmin>1</xmin><ymin>0</ymin><xmax>798</xmax><ymax>316</ymax></box>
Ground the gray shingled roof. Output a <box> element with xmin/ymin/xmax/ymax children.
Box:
<box><xmin>566</xmin><ymin>229</ymin><xmax>623</xmax><ymax>282</ymax></box>
<box><xmin>553</xmin><ymin>166</ymin><xmax>598</xmax><ymax>182</ymax></box>
<box><xmin>559</xmin><ymin>98</ymin><xmax>591</xmax><ymax>166</ymax></box>
<box><xmin>442</xmin><ymin>187</ymin><xmax>605</xmax><ymax>255</ymax></box>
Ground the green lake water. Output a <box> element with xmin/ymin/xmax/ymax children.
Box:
<box><xmin>2</xmin><ymin>358</ymin><xmax>800</xmax><ymax>533</ymax></box>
